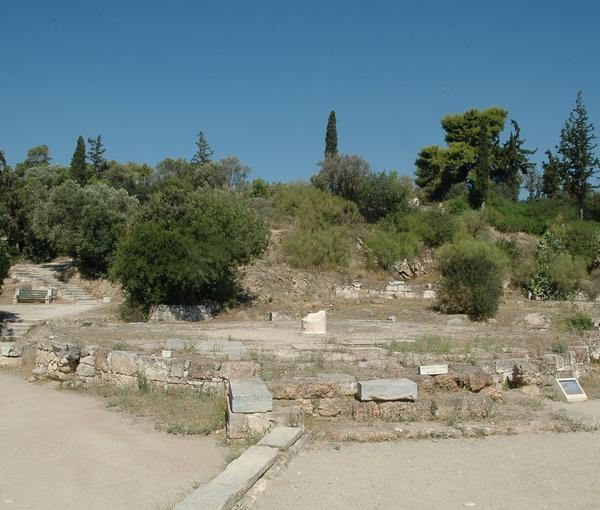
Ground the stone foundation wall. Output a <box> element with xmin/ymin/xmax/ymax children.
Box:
<box><xmin>149</xmin><ymin>304</ymin><xmax>218</xmax><ymax>322</ymax></box>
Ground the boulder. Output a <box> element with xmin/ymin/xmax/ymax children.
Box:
<box><xmin>524</xmin><ymin>313</ymin><xmax>550</xmax><ymax>329</ymax></box>
<box><xmin>301</xmin><ymin>310</ymin><xmax>327</xmax><ymax>335</ymax></box>
<box><xmin>107</xmin><ymin>351</ymin><xmax>139</xmax><ymax>376</ymax></box>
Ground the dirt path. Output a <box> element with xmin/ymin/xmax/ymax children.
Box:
<box><xmin>0</xmin><ymin>374</ymin><xmax>224</xmax><ymax>510</ymax></box>
<box><xmin>255</xmin><ymin>431</ymin><xmax>600</xmax><ymax>510</ymax></box>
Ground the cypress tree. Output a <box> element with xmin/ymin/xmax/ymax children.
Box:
<box><xmin>70</xmin><ymin>136</ymin><xmax>87</xmax><ymax>185</ymax></box>
<box><xmin>324</xmin><ymin>110</ymin><xmax>338</xmax><ymax>157</ymax></box>
<box><xmin>191</xmin><ymin>131</ymin><xmax>214</xmax><ymax>165</ymax></box>
<box><xmin>468</xmin><ymin>119</ymin><xmax>491</xmax><ymax>209</ymax></box>
<box><xmin>557</xmin><ymin>91</ymin><xmax>600</xmax><ymax>219</ymax></box>
<box><xmin>87</xmin><ymin>135</ymin><xmax>107</xmax><ymax>177</ymax></box>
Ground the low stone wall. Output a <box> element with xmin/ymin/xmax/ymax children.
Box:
<box><xmin>34</xmin><ymin>339</ymin><xmax>259</xmax><ymax>394</ymax></box>
<box><xmin>150</xmin><ymin>304</ymin><xmax>218</xmax><ymax>322</ymax></box>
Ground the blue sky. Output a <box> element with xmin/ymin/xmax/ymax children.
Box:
<box><xmin>1</xmin><ymin>0</ymin><xmax>599</xmax><ymax>182</ymax></box>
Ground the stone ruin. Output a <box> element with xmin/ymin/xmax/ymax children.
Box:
<box><xmin>300</xmin><ymin>310</ymin><xmax>327</xmax><ymax>335</ymax></box>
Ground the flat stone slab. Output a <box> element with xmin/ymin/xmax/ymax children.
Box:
<box><xmin>175</xmin><ymin>445</ymin><xmax>279</xmax><ymax>510</ymax></box>
<box><xmin>419</xmin><ymin>364</ymin><xmax>448</xmax><ymax>376</ymax></box>
<box><xmin>258</xmin><ymin>427</ymin><xmax>303</xmax><ymax>451</ymax></box>
<box><xmin>358</xmin><ymin>378</ymin><xmax>417</xmax><ymax>402</ymax></box>
<box><xmin>229</xmin><ymin>378</ymin><xmax>273</xmax><ymax>413</ymax></box>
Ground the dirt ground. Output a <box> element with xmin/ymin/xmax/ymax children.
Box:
<box><xmin>0</xmin><ymin>373</ymin><xmax>224</xmax><ymax>510</ymax></box>
<box><xmin>254</xmin><ymin>431</ymin><xmax>600</xmax><ymax>510</ymax></box>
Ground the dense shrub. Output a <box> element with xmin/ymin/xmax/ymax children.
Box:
<box><xmin>366</xmin><ymin>229</ymin><xmax>422</xmax><ymax>270</ymax></box>
<box><xmin>392</xmin><ymin>209</ymin><xmax>456</xmax><ymax>248</ymax></box>
<box><xmin>437</xmin><ymin>238</ymin><xmax>507</xmax><ymax>320</ymax></box>
<box><xmin>284</xmin><ymin>226</ymin><xmax>349</xmax><ymax>269</ymax></box>
<box><xmin>34</xmin><ymin>182</ymin><xmax>138</xmax><ymax>277</ymax></box>
<box><xmin>311</xmin><ymin>154</ymin><xmax>371</xmax><ymax>203</ymax></box>
<box><xmin>355</xmin><ymin>171</ymin><xmax>411</xmax><ymax>223</ymax></box>
<box><xmin>112</xmin><ymin>189</ymin><xmax>269</xmax><ymax>313</ymax></box>
<box><xmin>567</xmin><ymin>312</ymin><xmax>593</xmax><ymax>333</ymax></box>
<box><xmin>525</xmin><ymin>232</ymin><xmax>588</xmax><ymax>300</ymax></box>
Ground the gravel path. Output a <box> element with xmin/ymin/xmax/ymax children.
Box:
<box><xmin>255</xmin><ymin>431</ymin><xmax>600</xmax><ymax>510</ymax></box>
<box><xmin>0</xmin><ymin>373</ymin><xmax>224</xmax><ymax>510</ymax></box>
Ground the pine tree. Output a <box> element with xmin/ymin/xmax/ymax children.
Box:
<box><xmin>557</xmin><ymin>91</ymin><xmax>600</xmax><ymax>219</ymax></box>
<box><xmin>468</xmin><ymin>119</ymin><xmax>491</xmax><ymax>209</ymax></box>
<box><xmin>191</xmin><ymin>131</ymin><xmax>214</xmax><ymax>165</ymax></box>
<box><xmin>324</xmin><ymin>110</ymin><xmax>338</xmax><ymax>158</ymax></box>
<box><xmin>493</xmin><ymin>120</ymin><xmax>536</xmax><ymax>201</ymax></box>
<box><xmin>541</xmin><ymin>150</ymin><xmax>563</xmax><ymax>198</ymax></box>
<box><xmin>70</xmin><ymin>136</ymin><xmax>87</xmax><ymax>185</ymax></box>
<box><xmin>87</xmin><ymin>135</ymin><xmax>107</xmax><ymax>176</ymax></box>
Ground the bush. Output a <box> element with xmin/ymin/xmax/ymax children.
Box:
<box><xmin>311</xmin><ymin>154</ymin><xmax>371</xmax><ymax>203</ymax></box>
<box><xmin>394</xmin><ymin>209</ymin><xmax>456</xmax><ymax>247</ymax></box>
<box><xmin>112</xmin><ymin>189</ymin><xmax>269</xmax><ymax>313</ymax></box>
<box><xmin>567</xmin><ymin>312</ymin><xmax>593</xmax><ymax>333</ymax></box>
<box><xmin>284</xmin><ymin>226</ymin><xmax>349</xmax><ymax>269</ymax></box>
<box><xmin>355</xmin><ymin>171</ymin><xmax>411</xmax><ymax>223</ymax></box>
<box><xmin>437</xmin><ymin>238</ymin><xmax>507</xmax><ymax>320</ymax></box>
<box><xmin>34</xmin><ymin>181</ymin><xmax>138</xmax><ymax>277</ymax></box>
<box><xmin>366</xmin><ymin>229</ymin><xmax>422</xmax><ymax>270</ymax></box>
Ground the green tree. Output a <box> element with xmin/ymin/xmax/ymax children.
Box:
<box><xmin>324</xmin><ymin>110</ymin><xmax>338</xmax><ymax>157</ymax></box>
<box><xmin>112</xmin><ymin>189</ymin><xmax>269</xmax><ymax>312</ymax></box>
<box><xmin>15</xmin><ymin>145</ymin><xmax>52</xmax><ymax>175</ymax></box>
<box><xmin>311</xmin><ymin>154</ymin><xmax>371</xmax><ymax>202</ymax></box>
<box><xmin>557</xmin><ymin>92</ymin><xmax>600</xmax><ymax>219</ymax></box>
<box><xmin>355</xmin><ymin>170</ymin><xmax>411</xmax><ymax>222</ymax></box>
<box><xmin>0</xmin><ymin>241</ymin><xmax>10</xmax><ymax>291</ymax></box>
<box><xmin>541</xmin><ymin>149</ymin><xmax>562</xmax><ymax>198</ymax></box>
<box><xmin>191</xmin><ymin>131</ymin><xmax>214</xmax><ymax>165</ymax></box>
<box><xmin>87</xmin><ymin>135</ymin><xmax>107</xmax><ymax>177</ymax></box>
<box><xmin>493</xmin><ymin>120</ymin><xmax>536</xmax><ymax>201</ymax></box>
<box><xmin>415</xmin><ymin>108</ymin><xmax>507</xmax><ymax>201</ymax></box>
<box><xmin>468</xmin><ymin>119</ymin><xmax>491</xmax><ymax>209</ymax></box>
<box><xmin>70</xmin><ymin>136</ymin><xmax>87</xmax><ymax>185</ymax></box>
<box><xmin>35</xmin><ymin>182</ymin><xmax>138</xmax><ymax>276</ymax></box>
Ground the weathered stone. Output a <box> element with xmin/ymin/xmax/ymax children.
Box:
<box><xmin>270</xmin><ymin>403</ymin><xmax>304</xmax><ymax>428</ymax></box>
<box><xmin>433</xmin><ymin>374</ymin><xmax>459</xmax><ymax>392</ymax></box>
<box><xmin>317</xmin><ymin>398</ymin><xmax>341</xmax><ymax>417</ymax></box>
<box><xmin>358</xmin><ymin>378</ymin><xmax>417</xmax><ymax>402</ymax></box>
<box><xmin>301</xmin><ymin>310</ymin><xmax>327</xmax><ymax>335</ymax></box>
<box><xmin>79</xmin><ymin>355</ymin><xmax>95</xmax><ymax>366</ymax></box>
<box><xmin>150</xmin><ymin>303</ymin><xmax>217</xmax><ymax>322</ymax></box>
<box><xmin>317</xmin><ymin>373</ymin><xmax>357</xmax><ymax>396</ymax></box>
<box><xmin>104</xmin><ymin>373</ymin><xmax>137</xmax><ymax>388</ymax></box>
<box><xmin>423</xmin><ymin>290</ymin><xmax>436</xmax><ymax>300</ymax></box>
<box><xmin>75</xmin><ymin>363</ymin><xmax>96</xmax><ymax>378</ymax></box>
<box><xmin>188</xmin><ymin>360</ymin><xmax>221</xmax><ymax>380</ymax></box>
<box><xmin>220</xmin><ymin>361</ymin><xmax>258</xmax><ymax>380</ymax></box>
<box><xmin>524</xmin><ymin>313</ymin><xmax>550</xmax><ymax>329</ymax></box>
<box><xmin>170</xmin><ymin>358</ymin><xmax>186</xmax><ymax>378</ymax></box>
<box><xmin>0</xmin><ymin>357</ymin><xmax>22</xmax><ymax>368</ymax></box>
<box><xmin>258</xmin><ymin>427</ymin><xmax>302</xmax><ymax>451</ymax></box>
<box><xmin>161</xmin><ymin>350</ymin><xmax>173</xmax><ymax>358</ymax></box>
<box><xmin>107</xmin><ymin>351</ymin><xmax>138</xmax><ymax>376</ymax></box>
<box><xmin>175</xmin><ymin>445</ymin><xmax>279</xmax><ymax>510</ymax></box>
<box><xmin>32</xmin><ymin>366</ymin><xmax>47</xmax><ymax>377</ymax></box>
<box><xmin>227</xmin><ymin>410</ymin><xmax>271</xmax><ymax>440</ymax></box>
<box><xmin>268</xmin><ymin>378</ymin><xmax>337</xmax><ymax>399</ymax></box>
<box><xmin>229</xmin><ymin>378</ymin><xmax>273</xmax><ymax>413</ymax></box>
<box><xmin>467</xmin><ymin>372</ymin><xmax>492</xmax><ymax>392</ymax></box>
<box><xmin>419</xmin><ymin>364</ymin><xmax>448</xmax><ymax>376</ymax></box>
<box><xmin>0</xmin><ymin>344</ymin><xmax>23</xmax><ymax>357</ymax></box>
<box><xmin>51</xmin><ymin>342</ymin><xmax>80</xmax><ymax>361</ymax></box>
<box><xmin>567</xmin><ymin>345</ymin><xmax>590</xmax><ymax>365</ymax></box>
<box><xmin>138</xmin><ymin>356</ymin><xmax>170</xmax><ymax>382</ymax></box>
<box><xmin>269</xmin><ymin>311</ymin><xmax>295</xmax><ymax>321</ymax></box>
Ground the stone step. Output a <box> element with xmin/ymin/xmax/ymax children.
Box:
<box><xmin>257</xmin><ymin>427</ymin><xmax>303</xmax><ymax>451</ymax></box>
<box><xmin>229</xmin><ymin>378</ymin><xmax>273</xmax><ymax>413</ymax></box>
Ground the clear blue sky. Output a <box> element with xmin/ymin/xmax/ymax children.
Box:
<box><xmin>1</xmin><ymin>0</ymin><xmax>599</xmax><ymax>182</ymax></box>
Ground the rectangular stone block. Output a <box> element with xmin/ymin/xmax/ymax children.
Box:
<box><xmin>358</xmin><ymin>378</ymin><xmax>417</xmax><ymax>402</ymax></box>
<box><xmin>175</xmin><ymin>445</ymin><xmax>279</xmax><ymax>510</ymax></box>
<box><xmin>108</xmin><ymin>351</ymin><xmax>138</xmax><ymax>376</ymax></box>
<box><xmin>258</xmin><ymin>427</ymin><xmax>303</xmax><ymax>451</ymax></box>
<box><xmin>229</xmin><ymin>377</ymin><xmax>273</xmax><ymax>413</ymax></box>
<box><xmin>419</xmin><ymin>364</ymin><xmax>448</xmax><ymax>376</ymax></box>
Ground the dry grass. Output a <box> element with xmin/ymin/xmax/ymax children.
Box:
<box><xmin>92</xmin><ymin>384</ymin><xmax>227</xmax><ymax>435</ymax></box>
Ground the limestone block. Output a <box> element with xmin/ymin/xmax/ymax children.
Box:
<box><xmin>219</xmin><ymin>361</ymin><xmax>259</xmax><ymax>380</ymax></box>
<box><xmin>79</xmin><ymin>355</ymin><xmax>95</xmax><ymax>366</ymax></box>
<box><xmin>423</xmin><ymin>290</ymin><xmax>436</xmax><ymax>300</ymax></box>
<box><xmin>138</xmin><ymin>356</ymin><xmax>170</xmax><ymax>382</ymax></box>
<box><xmin>317</xmin><ymin>373</ymin><xmax>358</xmax><ymax>396</ymax></box>
<box><xmin>175</xmin><ymin>445</ymin><xmax>279</xmax><ymax>510</ymax></box>
<box><xmin>270</xmin><ymin>403</ymin><xmax>304</xmax><ymax>428</ymax></box>
<box><xmin>358</xmin><ymin>378</ymin><xmax>417</xmax><ymax>402</ymax></box>
<box><xmin>104</xmin><ymin>373</ymin><xmax>137</xmax><ymax>388</ymax></box>
<box><xmin>268</xmin><ymin>377</ymin><xmax>337</xmax><ymax>400</ymax></box>
<box><xmin>524</xmin><ymin>313</ymin><xmax>550</xmax><ymax>329</ymax></box>
<box><xmin>75</xmin><ymin>363</ymin><xmax>96</xmax><ymax>378</ymax></box>
<box><xmin>227</xmin><ymin>410</ymin><xmax>271</xmax><ymax>440</ymax></box>
<box><xmin>419</xmin><ymin>364</ymin><xmax>448</xmax><ymax>376</ymax></box>
<box><xmin>0</xmin><ymin>344</ymin><xmax>23</xmax><ymax>357</ymax></box>
<box><xmin>229</xmin><ymin>377</ymin><xmax>273</xmax><ymax>413</ymax></box>
<box><xmin>301</xmin><ymin>310</ymin><xmax>327</xmax><ymax>335</ymax></box>
<box><xmin>107</xmin><ymin>351</ymin><xmax>138</xmax><ymax>376</ymax></box>
<box><xmin>258</xmin><ymin>427</ymin><xmax>303</xmax><ymax>451</ymax></box>
<box><xmin>51</xmin><ymin>341</ymin><xmax>80</xmax><ymax>361</ymax></box>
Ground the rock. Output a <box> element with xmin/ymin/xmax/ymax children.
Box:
<box><xmin>227</xmin><ymin>409</ymin><xmax>271</xmax><ymax>440</ymax></box>
<box><xmin>79</xmin><ymin>355</ymin><xmax>95</xmax><ymax>366</ymax></box>
<box><xmin>524</xmin><ymin>313</ymin><xmax>550</xmax><ymax>329</ymax></box>
<box><xmin>519</xmin><ymin>385</ymin><xmax>540</xmax><ymax>397</ymax></box>
<box><xmin>317</xmin><ymin>373</ymin><xmax>357</xmax><ymax>396</ymax></box>
<box><xmin>107</xmin><ymin>351</ymin><xmax>138</xmax><ymax>376</ymax></box>
<box><xmin>358</xmin><ymin>378</ymin><xmax>417</xmax><ymax>402</ymax></box>
<box><xmin>423</xmin><ymin>290</ymin><xmax>436</xmax><ymax>300</ymax></box>
<box><xmin>51</xmin><ymin>342</ymin><xmax>80</xmax><ymax>362</ymax></box>
<box><xmin>161</xmin><ymin>350</ymin><xmax>172</xmax><ymax>358</ymax></box>
<box><xmin>300</xmin><ymin>310</ymin><xmax>327</xmax><ymax>335</ymax></box>
<box><xmin>467</xmin><ymin>372</ymin><xmax>492</xmax><ymax>392</ymax></box>
<box><xmin>75</xmin><ymin>363</ymin><xmax>96</xmax><ymax>378</ymax></box>
<box><xmin>150</xmin><ymin>303</ymin><xmax>217</xmax><ymax>322</ymax></box>
<box><xmin>269</xmin><ymin>311</ymin><xmax>294</xmax><ymax>321</ymax></box>
<box><xmin>229</xmin><ymin>377</ymin><xmax>273</xmax><ymax>413</ymax></box>
<box><xmin>270</xmin><ymin>403</ymin><xmax>304</xmax><ymax>428</ymax></box>
<box><xmin>386</xmin><ymin>315</ymin><xmax>397</xmax><ymax>322</ymax></box>
<box><xmin>32</xmin><ymin>366</ymin><xmax>47</xmax><ymax>377</ymax></box>
<box><xmin>317</xmin><ymin>398</ymin><xmax>341</xmax><ymax>417</ymax></box>
<box><xmin>258</xmin><ymin>427</ymin><xmax>303</xmax><ymax>451</ymax></box>
<box><xmin>268</xmin><ymin>377</ymin><xmax>338</xmax><ymax>399</ymax></box>
<box><xmin>433</xmin><ymin>374</ymin><xmax>459</xmax><ymax>391</ymax></box>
